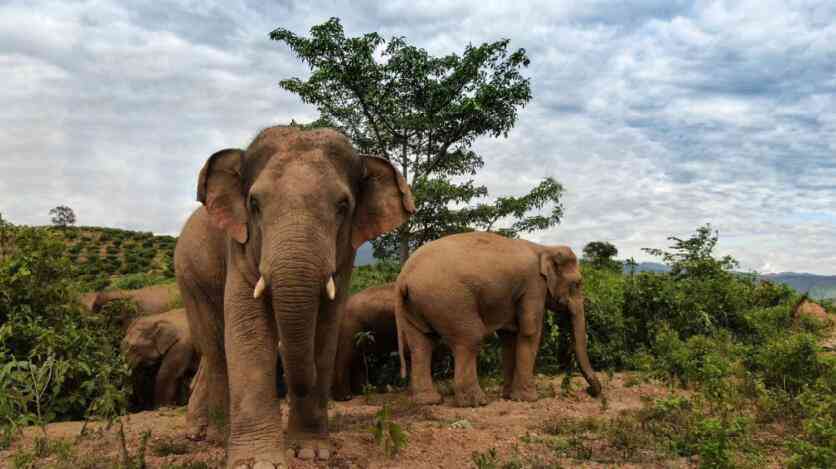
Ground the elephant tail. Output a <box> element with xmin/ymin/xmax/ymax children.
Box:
<box><xmin>394</xmin><ymin>281</ymin><xmax>408</xmax><ymax>379</ymax></box>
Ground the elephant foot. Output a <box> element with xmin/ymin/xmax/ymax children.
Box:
<box><xmin>333</xmin><ymin>393</ymin><xmax>353</xmax><ymax>402</ymax></box>
<box><xmin>502</xmin><ymin>384</ymin><xmax>513</xmax><ymax>400</ymax></box>
<box><xmin>412</xmin><ymin>389</ymin><xmax>443</xmax><ymax>405</ymax></box>
<box><xmin>185</xmin><ymin>422</ymin><xmax>207</xmax><ymax>442</ymax></box>
<box><xmin>286</xmin><ymin>434</ymin><xmax>332</xmax><ymax>461</ymax></box>
<box><xmin>454</xmin><ymin>386</ymin><xmax>488</xmax><ymax>407</ymax></box>
<box><xmin>227</xmin><ymin>449</ymin><xmax>288</xmax><ymax>469</ymax></box>
<box><xmin>508</xmin><ymin>387</ymin><xmax>538</xmax><ymax>402</ymax></box>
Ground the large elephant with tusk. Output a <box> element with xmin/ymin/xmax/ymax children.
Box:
<box><xmin>175</xmin><ymin>126</ymin><xmax>414</xmax><ymax>469</ymax></box>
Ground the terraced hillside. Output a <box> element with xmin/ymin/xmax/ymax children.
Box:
<box><xmin>55</xmin><ymin>226</ymin><xmax>176</xmax><ymax>291</ymax></box>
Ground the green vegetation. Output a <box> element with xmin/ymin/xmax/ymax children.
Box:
<box><xmin>369</xmin><ymin>403</ymin><xmax>408</xmax><ymax>458</ymax></box>
<box><xmin>0</xmin><ymin>222</ymin><xmax>133</xmax><ymax>448</ymax></box>
<box><xmin>35</xmin><ymin>225</ymin><xmax>176</xmax><ymax>292</ymax></box>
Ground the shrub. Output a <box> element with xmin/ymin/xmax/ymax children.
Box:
<box><xmin>749</xmin><ymin>333</ymin><xmax>824</xmax><ymax>396</ymax></box>
<box><xmin>0</xmin><ymin>225</ymin><xmax>130</xmax><ymax>433</ymax></box>
<box><xmin>350</xmin><ymin>260</ymin><xmax>400</xmax><ymax>294</ymax></box>
<box><xmin>111</xmin><ymin>273</ymin><xmax>171</xmax><ymax>290</ymax></box>
<box><xmin>369</xmin><ymin>404</ymin><xmax>407</xmax><ymax>458</ymax></box>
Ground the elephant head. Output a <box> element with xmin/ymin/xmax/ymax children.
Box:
<box><xmin>122</xmin><ymin>317</ymin><xmax>180</xmax><ymax>368</ymax></box>
<box><xmin>198</xmin><ymin>127</ymin><xmax>414</xmax><ymax>400</ymax></box>
<box><xmin>539</xmin><ymin>246</ymin><xmax>602</xmax><ymax>397</ymax></box>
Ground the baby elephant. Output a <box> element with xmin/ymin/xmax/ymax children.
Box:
<box><xmin>333</xmin><ymin>283</ymin><xmax>398</xmax><ymax>401</ymax></box>
<box><xmin>122</xmin><ymin>308</ymin><xmax>198</xmax><ymax>408</ymax></box>
<box><xmin>395</xmin><ymin>231</ymin><xmax>601</xmax><ymax>407</ymax></box>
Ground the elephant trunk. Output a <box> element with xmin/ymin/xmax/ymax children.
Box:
<box><xmin>569</xmin><ymin>298</ymin><xmax>602</xmax><ymax>397</ymax></box>
<box><xmin>263</xmin><ymin>225</ymin><xmax>334</xmax><ymax>399</ymax></box>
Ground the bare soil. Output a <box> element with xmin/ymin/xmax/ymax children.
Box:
<box><xmin>2</xmin><ymin>374</ymin><xmax>709</xmax><ymax>469</ymax></box>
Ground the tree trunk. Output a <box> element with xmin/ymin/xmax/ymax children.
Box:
<box><xmin>399</xmin><ymin>230</ymin><xmax>410</xmax><ymax>265</ymax></box>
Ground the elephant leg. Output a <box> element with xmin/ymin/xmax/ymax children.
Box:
<box><xmin>350</xmin><ymin>351</ymin><xmax>367</xmax><ymax>396</ymax></box>
<box><xmin>452</xmin><ymin>339</ymin><xmax>487</xmax><ymax>407</ymax></box>
<box><xmin>180</xmin><ymin>286</ymin><xmax>227</xmax><ymax>444</ymax></box>
<box><xmin>286</xmin><ymin>306</ymin><xmax>341</xmax><ymax>461</ymax></box>
<box><xmin>153</xmin><ymin>341</ymin><xmax>194</xmax><ymax>407</ymax></box>
<box><xmin>509</xmin><ymin>299</ymin><xmax>544</xmax><ymax>402</ymax></box>
<box><xmin>403</xmin><ymin>319</ymin><xmax>441</xmax><ymax>405</ymax></box>
<box><xmin>223</xmin><ymin>275</ymin><xmax>287</xmax><ymax>469</ymax></box>
<box><xmin>498</xmin><ymin>330</ymin><xmax>517</xmax><ymax>399</ymax></box>
<box><xmin>332</xmin><ymin>324</ymin><xmax>356</xmax><ymax>402</ymax></box>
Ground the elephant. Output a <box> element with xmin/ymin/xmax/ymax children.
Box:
<box><xmin>121</xmin><ymin>308</ymin><xmax>198</xmax><ymax>409</ymax></box>
<box><xmin>80</xmin><ymin>283</ymin><xmax>180</xmax><ymax>321</ymax></box>
<box><xmin>175</xmin><ymin>126</ymin><xmax>414</xmax><ymax>468</ymax></box>
<box><xmin>332</xmin><ymin>283</ymin><xmax>398</xmax><ymax>401</ymax></box>
<box><xmin>394</xmin><ymin>231</ymin><xmax>602</xmax><ymax>408</ymax></box>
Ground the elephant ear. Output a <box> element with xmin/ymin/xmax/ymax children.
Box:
<box><xmin>540</xmin><ymin>252</ymin><xmax>560</xmax><ymax>298</ymax></box>
<box><xmin>197</xmin><ymin>148</ymin><xmax>248</xmax><ymax>244</ymax></box>
<box><xmin>352</xmin><ymin>155</ymin><xmax>416</xmax><ymax>250</ymax></box>
<box><xmin>540</xmin><ymin>246</ymin><xmax>578</xmax><ymax>298</ymax></box>
<box><xmin>153</xmin><ymin>321</ymin><xmax>180</xmax><ymax>357</ymax></box>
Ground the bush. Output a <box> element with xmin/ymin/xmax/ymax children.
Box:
<box><xmin>749</xmin><ymin>333</ymin><xmax>824</xmax><ymax>396</ymax></box>
<box><xmin>110</xmin><ymin>273</ymin><xmax>171</xmax><ymax>290</ymax></box>
<box><xmin>0</xmin><ymin>225</ymin><xmax>130</xmax><ymax>435</ymax></box>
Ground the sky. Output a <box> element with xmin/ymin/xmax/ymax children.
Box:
<box><xmin>1</xmin><ymin>0</ymin><xmax>834</xmax><ymax>274</ymax></box>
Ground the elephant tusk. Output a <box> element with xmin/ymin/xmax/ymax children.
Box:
<box><xmin>326</xmin><ymin>275</ymin><xmax>336</xmax><ymax>300</ymax></box>
<box><xmin>253</xmin><ymin>276</ymin><xmax>266</xmax><ymax>299</ymax></box>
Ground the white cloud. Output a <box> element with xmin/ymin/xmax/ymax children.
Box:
<box><xmin>0</xmin><ymin>0</ymin><xmax>834</xmax><ymax>274</ymax></box>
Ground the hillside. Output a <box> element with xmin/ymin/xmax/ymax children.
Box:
<box><xmin>762</xmin><ymin>272</ymin><xmax>836</xmax><ymax>299</ymax></box>
<box><xmin>55</xmin><ymin>226</ymin><xmax>176</xmax><ymax>291</ymax></box>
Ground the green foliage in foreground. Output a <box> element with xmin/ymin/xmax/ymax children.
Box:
<box><xmin>0</xmin><ymin>224</ymin><xmax>131</xmax><ymax>444</ymax></box>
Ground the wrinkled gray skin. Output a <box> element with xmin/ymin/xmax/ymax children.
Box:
<box><xmin>122</xmin><ymin>308</ymin><xmax>197</xmax><ymax>407</ymax></box>
<box><xmin>80</xmin><ymin>284</ymin><xmax>179</xmax><ymax>318</ymax></box>
<box><xmin>395</xmin><ymin>232</ymin><xmax>602</xmax><ymax>407</ymax></box>
<box><xmin>175</xmin><ymin>126</ymin><xmax>414</xmax><ymax>469</ymax></box>
<box><xmin>332</xmin><ymin>283</ymin><xmax>398</xmax><ymax>401</ymax></box>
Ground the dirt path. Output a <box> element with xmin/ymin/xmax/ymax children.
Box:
<box><xmin>3</xmin><ymin>374</ymin><xmax>703</xmax><ymax>468</ymax></box>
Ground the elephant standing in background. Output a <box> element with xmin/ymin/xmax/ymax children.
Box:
<box><xmin>122</xmin><ymin>308</ymin><xmax>198</xmax><ymax>408</ymax></box>
<box><xmin>175</xmin><ymin>126</ymin><xmax>414</xmax><ymax>468</ymax></box>
<box><xmin>332</xmin><ymin>283</ymin><xmax>398</xmax><ymax>401</ymax></box>
<box><xmin>80</xmin><ymin>283</ymin><xmax>180</xmax><ymax>317</ymax></box>
<box><xmin>395</xmin><ymin>232</ymin><xmax>601</xmax><ymax>408</ymax></box>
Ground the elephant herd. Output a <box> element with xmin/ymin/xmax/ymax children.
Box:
<box><xmin>93</xmin><ymin>126</ymin><xmax>600</xmax><ymax>469</ymax></box>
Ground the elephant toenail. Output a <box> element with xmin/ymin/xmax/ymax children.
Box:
<box><xmin>297</xmin><ymin>447</ymin><xmax>316</xmax><ymax>460</ymax></box>
<box><xmin>253</xmin><ymin>462</ymin><xmax>275</xmax><ymax>469</ymax></box>
<box><xmin>317</xmin><ymin>448</ymin><xmax>331</xmax><ymax>460</ymax></box>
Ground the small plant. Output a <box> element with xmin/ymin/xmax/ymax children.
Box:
<box><xmin>118</xmin><ymin>424</ymin><xmax>151</xmax><ymax>469</ymax></box>
<box><xmin>369</xmin><ymin>404</ymin><xmax>407</xmax><ymax>458</ymax></box>
<box><xmin>152</xmin><ymin>438</ymin><xmax>190</xmax><ymax>456</ymax></box>
<box><xmin>472</xmin><ymin>447</ymin><xmax>500</xmax><ymax>469</ymax></box>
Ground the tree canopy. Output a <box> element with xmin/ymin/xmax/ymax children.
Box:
<box><xmin>582</xmin><ymin>241</ymin><xmax>620</xmax><ymax>271</ymax></box>
<box><xmin>49</xmin><ymin>206</ymin><xmax>76</xmax><ymax>228</ymax></box>
<box><xmin>643</xmin><ymin>224</ymin><xmax>739</xmax><ymax>279</ymax></box>
<box><xmin>271</xmin><ymin>18</ymin><xmax>564</xmax><ymax>262</ymax></box>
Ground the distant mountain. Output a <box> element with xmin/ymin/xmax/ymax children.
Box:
<box><xmin>762</xmin><ymin>272</ymin><xmax>836</xmax><ymax>300</ymax></box>
<box><xmin>623</xmin><ymin>261</ymin><xmax>670</xmax><ymax>273</ymax></box>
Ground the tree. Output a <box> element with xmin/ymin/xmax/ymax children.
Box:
<box><xmin>642</xmin><ymin>224</ymin><xmax>738</xmax><ymax>279</ymax></box>
<box><xmin>271</xmin><ymin>18</ymin><xmax>564</xmax><ymax>263</ymax></box>
<box><xmin>49</xmin><ymin>206</ymin><xmax>76</xmax><ymax>228</ymax></box>
<box><xmin>582</xmin><ymin>241</ymin><xmax>620</xmax><ymax>271</ymax></box>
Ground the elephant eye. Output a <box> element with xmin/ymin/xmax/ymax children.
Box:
<box><xmin>249</xmin><ymin>196</ymin><xmax>260</xmax><ymax>215</ymax></box>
